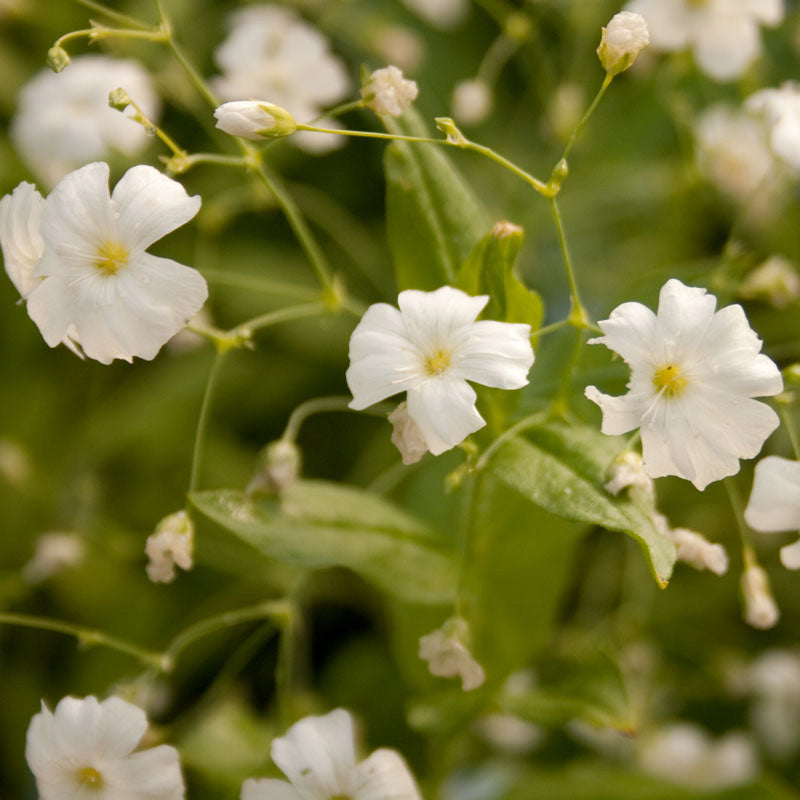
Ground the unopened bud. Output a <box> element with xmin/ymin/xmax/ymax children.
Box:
<box><xmin>361</xmin><ymin>65</ymin><xmax>418</xmax><ymax>118</ymax></box>
<box><xmin>46</xmin><ymin>45</ymin><xmax>70</xmax><ymax>73</ymax></box>
<box><xmin>435</xmin><ymin>116</ymin><xmax>468</xmax><ymax>146</ymax></box>
<box><xmin>248</xmin><ymin>439</ymin><xmax>302</xmax><ymax>494</ymax></box>
<box><xmin>742</xmin><ymin>563</ymin><xmax>780</xmax><ymax>630</ymax></box>
<box><xmin>597</xmin><ymin>11</ymin><xmax>649</xmax><ymax>76</ymax></box>
<box><xmin>108</xmin><ymin>87</ymin><xmax>131</xmax><ymax>112</ymax></box>
<box><xmin>214</xmin><ymin>100</ymin><xmax>297</xmax><ymax>141</ymax></box>
<box><xmin>145</xmin><ymin>510</ymin><xmax>194</xmax><ymax>584</ymax></box>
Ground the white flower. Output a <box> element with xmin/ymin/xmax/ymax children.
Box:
<box><xmin>400</xmin><ymin>0</ymin><xmax>468</xmax><ymax>30</ymax></box>
<box><xmin>418</xmin><ymin>618</ymin><xmax>486</xmax><ymax>691</ymax></box>
<box><xmin>452</xmin><ymin>79</ymin><xmax>493</xmax><ymax>125</ymax></box>
<box><xmin>241</xmin><ymin>708</ymin><xmax>421</xmax><ymax>800</ymax></box>
<box><xmin>11</xmin><ymin>55</ymin><xmax>159</xmax><ymax>188</ymax></box>
<box><xmin>26</xmin><ymin>695</ymin><xmax>184</xmax><ymax>800</ymax></box>
<box><xmin>145</xmin><ymin>511</ymin><xmax>194</xmax><ymax>583</ymax></box>
<box><xmin>211</xmin><ymin>4</ymin><xmax>349</xmax><ymax>155</ymax></box>
<box><xmin>748</xmin><ymin>650</ymin><xmax>800</xmax><ymax>759</ymax></box>
<box><xmin>605</xmin><ymin>450</ymin><xmax>654</xmax><ymax>496</ymax></box>
<box><xmin>346</xmin><ymin>286</ymin><xmax>534</xmax><ymax>456</ymax></box>
<box><xmin>597</xmin><ymin>11</ymin><xmax>650</xmax><ymax>76</ymax></box>
<box><xmin>626</xmin><ymin>0</ymin><xmax>783</xmax><ymax>81</ymax></box>
<box><xmin>361</xmin><ymin>65</ymin><xmax>418</xmax><ymax>117</ymax></box>
<box><xmin>739</xmin><ymin>256</ymin><xmax>800</xmax><ymax>308</ymax></box>
<box><xmin>745</xmin><ymin>456</ymin><xmax>800</xmax><ymax>569</ymax></box>
<box><xmin>741</xmin><ymin>563</ymin><xmax>780</xmax><ymax>629</ymax></box>
<box><xmin>0</xmin><ymin>438</ymin><xmax>32</xmax><ymax>487</ymax></box>
<box><xmin>473</xmin><ymin>714</ymin><xmax>542</xmax><ymax>755</ymax></box>
<box><xmin>22</xmin><ymin>532</ymin><xmax>85</xmax><ymax>584</ymax></box>
<box><xmin>650</xmin><ymin>511</ymin><xmax>728</xmax><ymax>574</ymax></box>
<box><xmin>585</xmin><ymin>279</ymin><xmax>783</xmax><ymax>490</ymax></box>
<box><xmin>639</xmin><ymin>723</ymin><xmax>758</xmax><ymax>790</ymax></box>
<box><xmin>746</xmin><ymin>83</ymin><xmax>800</xmax><ymax>171</ymax></box>
<box><xmin>372</xmin><ymin>26</ymin><xmax>425</xmax><ymax>73</ymax></box>
<box><xmin>20</xmin><ymin>162</ymin><xmax>207</xmax><ymax>364</ymax></box>
<box><xmin>213</xmin><ymin>101</ymin><xmax>297</xmax><ymax>140</ymax></box>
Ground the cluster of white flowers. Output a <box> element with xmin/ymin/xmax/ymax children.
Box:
<box><xmin>211</xmin><ymin>4</ymin><xmax>350</xmax><ymax>154</ymax></box>
<box><xmin>11</xmin><ymin>55</ymin><xmax>159</xmax><ymax>188</ymax></box>
<box><xmin>418</xmin><ymin>617</ymin><xmax>486</xmax><ymax>691</ymax></box>
<box><xmin>361</xmin><ymin>65</ymin><xmax>419</xmax><ymax>118</ymax></box>
<box><xmin>0</xmin><ymin>162</ymin><xmax>207</xmax><ymax>363</ymax></box>
<box><xmin>746</xmin><ymin>82</ymin><xmax>800</xmax><ymax>171</ymax></box>
<box><xmin>145</xmin><ymin>510</ymin><xmax>195</xmax><ymax>583</ymax></box>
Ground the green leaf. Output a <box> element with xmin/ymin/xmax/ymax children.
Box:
<box><xmin>384</xmin><ymin>107</ymin><xmax>487</xmax><ymax>291</ymax></box>
<box><xmin>458</xmin><ymin>221</ymin><xmax>543</xmax><ymax>330</ymax></box>
<box><xmin>190</xmin><ymin>480</ymin><xmax>457</xmax><ymax>604</ymax></box>
<box><xmin>484</xmin><ymin>421</ymin><xmax>675</xmax><ymax>587</ymax></box>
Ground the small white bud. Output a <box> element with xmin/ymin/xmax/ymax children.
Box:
<box><xmin>419</xmin><ymin>617</ymin><xmax>485</xmax><ymax>691</ymax></box>
<box><xmin>213</xmin><ymin>100</ymin><xmax>297</xmax><ymax>140</ymax></box>
<box><xmin>451</xmin><ymin>78</ymin><xmax>492</xmax><ymax>125</ymax></box>
<box><xmin>650</xmin><ymin>511</ymin><xmax>727</xmax><ymax>575</ymax></box>
<box><xmin>739</xmin><ymin>256</ymin><xmax>800</xmax><ymax>309</ymax></box>
<box><xmin>21</xmin><ymin>532</ymin><xmax>85</xmax><ymax>584</ymax></box>
<box><xmin>597</xmin><ymin>12</ymin><xmax>649</xmax><ymax>76</ymax></box>
<box><xmin>388</xmin><ymin>401</ymin><xmax>428</xmax><ymax>465</ymax></box>
<box><xmin>605</xmin><ymin>450</ymin><xmax>654</xmax><ymax>496</ymax></box>
<box><xmin>248</xmin><ymin>439</ymin><xmax>302</xmax><ymax>494</ymax></box>
<box><xmin>741</xmin><ymin>564</ymin><xmax>780</xmax><ymax>630</ymax></box>
<box><xmin>361</xmin><ymin>65</ymin><xmax>418</xmax><ymax>118</ymax></box>
<box><xmin>145</xmin><ymin>510</ymin><xmax>194</xmax><ymax>584</ymax></box>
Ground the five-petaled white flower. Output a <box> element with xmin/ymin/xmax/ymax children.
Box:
<box><xmin>26</xmin><ymin>695</ymin><xmax>184</xmax><ymax>800</ymax></box>
<box><xmin>241</xmin><ymin>708</ymin><xmax>421</xmax><ymax>800</ymax></box>
<box><xmin>346</xmin><ymin>286</ymin><xmax>534</xmax><ymax>458</ymax></box>
<box><xmin>3</xmin><ymin>161</ymin><xmax>207</xmax><ymax>364</ymax></box>
<box><xmin>11</xmin><ymin>55</ymin><xmax>159</xmax><ymax>188</ymax></box>
<box><xmin>745</xmin><ymin>456</ymin><xmax>800</xmax><ymax>569</ymax></box>
<box><xmin>585</xmin><ymin>279</ymin><xmax>783</xmax><ymax>490</ymax></box>
<box><xmin>746</xmin><ymin>83</ymin><xmax>800</xmax><ymax>171</ymax></box>
<box><xmin>626</xmin><ymin>0</ymin><xmax>783</xmax><ymax>81</ymax></box>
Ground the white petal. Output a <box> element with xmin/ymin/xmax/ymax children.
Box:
<box><xmin>241</xmin><ymin>778</ymin><xmax>303</xmax><ymax>800</ymax></box>
<box><xmin>625</xmin><ymin>0</ymin><xmax>693</xmax><ymax>50</ymax></box>
<box><xmin>271</xmin><ymin>709</ymin><xmax>357</xmax><ymax>797</ymax></box>
<box><xmin>92</xmin><ymin>697</ymin><xmax>148</xmax><ymax>759</ymax></box>
<box><xmin>397</xmin><ymin>286</ymin><xmax>488</xmax><ymax>348</ymax></box>
<box><xmin>770</xmin><ymin>116</ymin><xmax>800</xmax><ymax>170</ymax></box>
<box><xmin>0</xmin><ymin>181</ymin><xmax>45</xmax><ymax>297</ymax></box>
<box><xmin>655</xmin><ymin>279</ymin><xmax>717</xmax><ymax>363</ymax></box>
<box><xmin>745</xmin><ymin>456</ymin><xmax>800</xmax><ymax>533</ymax></box>
<box><xmin>584</xmin><ymin>385</ymin><xmax>643</xmax><ymax>436</ymax></box>
<box><xmin>693</xmin><ymin>13</ymin><xmax>760</xmax><ymax>81</ymax></box>
<box><xmin>353</xmin><ymin>749</ymin><xmax>422</xmax><ymax>800</ymax></box>
<box><xmin>590</xmin><ymin>300</ymin><xmax>659</xmax><ymax>371</ymax></box>
<box><xmin>449</xmin><ymin>320</ymin><xmax>533</xmax><ymax>389</ymax></box>
<box><xmin>113</xmin><ymin>745</ymin><xmax>184</xmax><ymax>799</ymax></box>
<box><xmin>406</xmin><ymin>378</ymin><xmax>484</xmax><ymax>455</ymax></box>
<box><xmin>745</xmin><ymin>0</ymin><xmax>784</xmax><ymax>25</ymax></box>
<box><xmin>112</xmin><ymin>166</ymin><xmax>201</xmax><ymax>252</ymax></box>
<box><xmin>26</xmin><ymin>271</ymin><xmax>79</xmax><ymax>348</ymax></box>
<box><xmin>780</xmin><ymin>539</ymin><xmax>800</xmax><ymax>570</ymax></box>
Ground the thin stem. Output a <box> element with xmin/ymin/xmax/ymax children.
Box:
<box><xmin>74</xmin><ymin>0</ymin><xmax>151</xmax><ymax>28</ymax></box>
<box><xmin>778</xmin><ymin>403</ymin><xmax>800</xmax><ymax>460</ymax></box>
<box><xmin>318</xmin><ymin>99</ymin><xmax>365</xmax><ymax>120</ymax></box>
<box><xmin>552</xmin><ymin>327</ymin><xmax>587</xmax><ymax>417</ymax></box>
<box><xmin>235</xmin><ymin>301</ymin><xmax>328</xmax><ymax>337</ymax></box>
<box><xmin>188</xmin><ymin>350</ymin><xmax>227</xmax><ymax>493</ymax></box>
<box><xmin>0</xmin><ymin>612</ymin><xmax>166</xmax><ymax>670</ymax></box>
<box><xmin>477</xmin><ymin>30</ymin><xmax>520</xmax><ymax>84</ymax></box>
<box><xmin>724</xmin><ymin>477</ymin><xmax>752</xmax><ymax>554</ymax></box>
<box><xmin>123</xmin><ymin>94</ymin><xmax>184</xmax><ymax>157</ymax></box>
<box><xmin>166</xmin><ymin>152</ymin><xmax>250</xmax><ymax>175</ymax></box>
<box><xmin>475</xmin><ymin>410</ymin><xmax>549</xmax><ymax>471</ymax></box>
<box><xmin>549</xmin><ymin>197</ymin><xmax>591</xmax><ymax>328</ymax></box>
<box><xmin>561</xmin><ymin>72</ymin><xmax>613</xmax><ymax>162</ymax></box>
<box><xmin>295</xmin><ymin>123</ymin><xmax>444</xmax><ymax>144</ymax></box>
<box><xmin>530</xmin><ymin>318</ymin><xmax>569</xmax><ymax>339</ymax></box>
<box><xmin>55</xmin><ymin>25</ymin><xmax>167</xmax><ymax>48</ymax></box>
<box><xmin>282</xmin><ymin>396</ymin><xmax>356</xmax><ymax>442</ymax></box>
<box><xmin>201</xmin><ymin>269</ymin><xmax>319</xmax><ymax>302</ymax></box>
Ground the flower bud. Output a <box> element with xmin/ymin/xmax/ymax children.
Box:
<box><xmin>46</xmin><ymin>45</ymin><xmax>70</xmax><ymax>73</ymax></box>
<box><xmin>597</xmin><ymin>11</ymin><xmax>649</xmax><ymax>76</ymax></box>
<box><xmin>361</xmin><ymin>65</ymin><xmax>419</xmax><ymax>118</ymax></box>
<box><xmin>247</xmin><ymin>439</ymin><xmax>302</xmax><ymax>494</ymax></box>
<box><xmin>434</xmin><ymin>116</ymin><xmax>468</xmax><ymax>146</ymax></box>
<box><xmin>145</xmin><ymin>510</ymin><xmax>194</xmax><ymax>584</ymax></box>
<box><xmin>213</xmin><ymin>100</ymin><xmax>297</xmax><ymax>141</ymax></box>
<box><xmin>741</xmin><ymin>563</ymin><xmax>780</xmax><ymax>629</ymax></box>
<box><xmin>108</xmin><ymin>87</ymin><xmax>131</xmax><ymax>112</ymax></box>
<box><xmin>605</xmin><ymin>450</ymin><xmax>653</xmax><ymax>496</ymax></box>
<box><xmin>388</xmin><ymin>402</ymin><xmax>428</xmax><ymax>465</ymax></box>
<box><xmin>418</xmin><ymin>617</ymin><xmax>485</xmax><ymax>691</ymax></box>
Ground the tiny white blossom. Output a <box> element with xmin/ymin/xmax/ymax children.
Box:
<box><xmin>745</xmin><ymin>456</ymin><xmax>800</xmax><ymax>569</ymax></box>
<box><xmin>362</xmin><ymin>65</ymin><xmax>418</xmax><ymax>117</ymax></box>
<box><xmin>214</xmin><ymin>101</ymin><xmax>297</xmax><ymax>140</ymax></box>
<box><xmin>418</xmin><ymin>617</ymin><xmax>486</xmax><ymax>691</ymax></box>
<box><xmin>347</xmin><ymin>286</ymin><xmax>534</xmax><ymax>456</ymax></box>
<box><xmin>585</xmin><ymin>279</ymin><xmax>783</xmax><ymax>490</ymax></box>
<box><xmin>747</xmin><ymin>650</ymin><xmax>800</xmax><ymax>759</ymax></box>
<box><xmin>605</xmin><ymin>450</ymin><xmax>654</xmax><ymax>496</ymax></box>
<box><xmin>22</xmin><ymin>532</ymin><xmax>85</xmax><ymax>584</ymax></box>
<box><xmin>650</xmin><ymin>510</ymin><xmax>728</xmax><ymax>574</ymax></box>
<box><xmin>597</xmin><ymin>11</ymin><xmax>650</xmax><ymax>76</ymax></box>
<box><xmin>452</xmin><ymin>79</ymin><xmax>493</xmax><ymax>125</ymax></box>
<box><xmin>145</xmin><ymin>511</ymin><xmax>194</xmax><ymax>584</ymax></box>
<box><xmin>474</xmin><ymin>714</ymin><xmax>542</xmax><ymax>755</ymax></box>
<box><xmin>739</xmin><ymin>256</ymin><xmax>800</xmax><ymax>308</ymax></box>
<box><xmin>16</xmin><ymin>162</ymin><xmax>207</xmax><ymax>364</ymax></box>
<box><xmin>627</xmin><ymin>0</ymin><xmax>783</xmax><ymax>81</ymax></box>
<box><xmin>241</xmin><ymin>708</ymin><xmax>421</xmax><ymax>800</ymax></box>
<box><xmin>746</xmin><ymin>83</ymin><xmax>800</xmax><ymax>171</ymax></box>
<box><xmin>26</xmin><ymin>695</ymin><xmax>184</xmax><ymax>800</ymax></box>
<box><xmin>741</xmin><ymin>562</ymin><xmax>780</xmax><ymax>629</ymax></box>
<box><xmin>11</xmin><ymin>55</ymin><xmax>159</xmax><ymax>188</ymax></box>
<box><xmin>401</xmin><ymin>0</ymin><xmax>468</xmax><ymax>29</ymax></box>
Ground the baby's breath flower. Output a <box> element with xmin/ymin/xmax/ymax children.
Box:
<box><xmin>605</xmin><ymin>450</ymin><xmax>654</xmax><ymax>496</ymax></box>
<box><xmin>451</xmin><ymin>79</ymin><xmax>493</xmax><ymax>125</ymax></box>
<box><xmin>361</xmin><ymin>65</ymin><xmax>418</xmax><ymax>117</ymax></box>
<box><xmin>597</xmin><ymin>11</ymin><xmax>650</xmax><ymax>76</ymax></box>
<box><xmin>651</xmin><ymin>511</ymin><xmax>728</xmax><ymax>574</ymax></box>
<box><xmin>746</xmin><ymin>82</ymin><xmax>800</xmax><ymax>171</ymax></box>
<box><xmin>418</xmin><ymin>617</ymin><xmax>486</xmax><ymax>691</ymax></box>
<box><xmin>22</xmin><ymin>532</ymin><xmax>85</xmax><ymax>584</ymax></box>
<box><xmin>742</xmin><ymin>563</ymin><xmax>780</xmax><ymax>629</ymax></box>
<box><xmin>214</xmin><ymin>100</ymin><xmax>297</xmax><ymax>140</ymax></box>
<box><xmin>145</xmin><ymin>511</ymin><xmax>194</xmax><ymax>584</ymax></box>
<box><xmin>739</xmin><ymin>256</ymin><xmax>800</xmax><ymax>308</ymax></box>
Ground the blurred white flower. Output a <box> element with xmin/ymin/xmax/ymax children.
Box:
<box><xmin>11</xmin><ymin>55</ymin><xmax>159</xmax><ymax>188</ymax></box>
<box><xmin>214</xmin><ymin>100</ymin><xmax>297</xmax><ymax>140</ymax></box>
<box><xmin>748</xmin><ymin>650</ymin><xmax>800</xmax><ymax>759</ymax></box>
<box><xmin>597</xmin><ymin>11</ymin><xmax>650</xmax><ymax>76</ymax></box>
<box><xmin>241</xmin><ymin>708</ymin><xmax>421</xmax><ymax>800</ymax></box>
<box><xmin>745</xmin><ymin>456</ymin><xmax>800</xmax><ymax>569</ymax></box>
<box><xmin>145</xmin><ymin>510</ymin><xmax>194</xmax><ymax>584</ymax></box>
<box><xmin>547</xmin><ymin>82</ymin><xmax>586</xmax><ymax>142</ymax></box>
<box><xmin>605</xmin><ymin>450</ymin><xmax>654</xmax><ymax>496</ymax></box>
<box><xmin>739</xmin><ymin>256</ymin><xmax>800</xmax><ymax>308</ymax></box>
<box><xmin>212</xmin><ymin>4</ymin><xmax>349</xmax><ymax>154</ymax></box>
<box><xmin>400</xmin><ymin>0</ymin><xmax>468</xmax><ymax>30</ymax></box>
<box><xmin>741</xmin><ymin>562</ymin><xmax>780</xmax><ymax>629</ymax></box>
<box><xmin>626</xmin><ymin>0</ymin><xmax>783</xmax><ymax>81</ymax></box>
<box><xmin>19</xmin><ymin>162</ymin><xmax>206</xmax><ymax>364</ymax></box>
<box><xmin>0</xmin><ymin>438</ymin><xmax>32</xmax><ymax>487</ymax></box>
<box><xmin>650</xmin><ymin>511</ymin><xmax>728</xmax><ymax>575</ymax></box>
<box><xmin>474</xmin><ymin>714</ymin><xmax>542</xmax><ymax>754</ymax></box>
<box><xmin>373</xmin><ymin>25</ymin><xmax>425</xmax><ymax>73</ymax></box>
<box><xmin>452</xmin><ymin>79</ymin><xmax>493</xmax><ymax>125</ymax></box>
<box><xmin>26</xmin><ymin>695</ymin><xmax>184</xmax><ymax>800</ymax></box>
<box><xmin>747</xmin><ymin>82</ymin><xmax>800</xmax><ymax>171</ymax></box>
<box><xmin>418</xmin><ymin>617</ymin><xmax>486</xmax><ymax>691</ymax></box>
<box><xmin>361</xmin><ymin>65</ymin><xmax>418</xmax><ymax>117</ymax></box>
<box><xmin>639</xmin><ymin>722</ymin><xmax>758</xmax><ymax>790</ymax></box>
<box><xmin>585</xmin><ymin>279</ymin><xmax>783</xmax><ymax>490</ymax></box>
<box><xmin>346</xmin><ymin>286</ymin><xmax>534</xmax><ymax>457</ymax></box>
<box><xmin>22</xmin><ymin>532</ymin><xmax>85</xmax><ymax>584</ymax></box>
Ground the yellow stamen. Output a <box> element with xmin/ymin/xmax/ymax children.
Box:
<box><xmin>653</xmin><ymin>364</ymin><xmax>688</xmax><ymax>397</ymax></box>
<box><xmin>77</xmin><ymin>766</ymin><xmax>104</xmax><ymax>789</ymax></box>
<box><xmin>94</xmin><ymin>240</ymin><xmax>129</xmax><ymax>276</ymax></box>
<box><xmin>425</xmin><ymin>350</ymin><xmax>451</xmax><ymax>376</ymax></box>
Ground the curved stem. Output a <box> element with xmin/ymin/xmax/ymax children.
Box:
<box><xmin>778</xmin><ymin>402</ymin><xmax>800</xmax><ymax>460</ymax></box>
<box><xmin>201</xmin><ymin>270</ymin><xmax>319</xmax><ymax>302</ymax></box>
<box><xmin>561</xmin><ymin>72</ymin><xmax>613</xmax><ymax>163</ymax></box>
<box><xmin>55</xmin><ymin>25</ymin><xmax>167</xmax><ymax>48</ymax></box>
<box><xmin>475</xmin><ymin>410</ymin><xmax>549</xmax><ymax>471</ymax></box>
<box><xmin>188</xmin><ymin>350</ymin><xmax>227</xmax><ymax>493</ymax></box>
<box><xmin>549</xmin><ymin>197</ymin><xmax>586</xmax><ymax>319</ymax></box>
<box><xmin>282</xmin><ymin>396</ymin><xmax>355</xmax><ymax>442</ymax></box>
<box><xmin>234</xmin><ymin>301</ymin><xmax>328</xmax><ymax>337</ymax></box>
<box><xmin>74</xmin><ymin>0</ymin><xmax>151</xmax><ymax>28</ymax></box>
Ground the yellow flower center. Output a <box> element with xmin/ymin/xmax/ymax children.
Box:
<box><xmin>653</xmin><ymin>364</ymin><xmax>688</xmax><ymax>397</ymax></box>
<box><xmin>425</xmin><ymin>350</ymin><xmax>451</xmax><ymax>376</ymax></box>
<box><xmin>77</xmin><ymin>766</ymin><xmax>104</xmax><ymax>789</ymax></box>
<box><xmin>94</xmin><ymin>240</ymin><xmax>129</xmax><ymax>275</ymax></box>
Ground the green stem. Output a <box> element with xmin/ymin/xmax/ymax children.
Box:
<box><xmin>549</xmin><ymin>197</ymin><xmax>592</xmax><ymax>329</ymax></box>
<box><xmin>530</xmin><ymin>318</ymin><xmax>569</xmax><ymax>339</ymax></box>
<box><xmin>561</xmin><ymin>72</ymin><xmax>613</xmax><ymax>162</ymax></box>
<box><xmin>724</xmin><ymin>477</ymin><xmax>752</xmax><ymax>555</ymax></box>
<box><xmin>552</xmin><ymin>327</ymin><xmax>587</xmax><ymax>418</ymax></box>
<box><xmin>55</xmin><ymin>25</ymin><xmax>167</xmax><ymax>48</ymax></box>
<box><xmin>234</xmin><ymin>301</ymin><xmax>328</xmax><ymax>337</ymax></box>
<box><xmin>74</xmin><ymin>0</ymin><xmax>151</xmax><ymax>28</ymax></box>
<box><xmin>318</xmin><ymin>99</ymin><xmax>365</xmax><ymax>120</ymax></box>
<box><xmin>166</xmin><ymin>152</ymin><xmax>250</xmax><ymax>175</ymax></box>
<box><xmin>282</xmin><ymin>397</ymin><xmax>394</xmax><ymax>442</ymax></box>
<box><xmin>778</xmin><ymin>403</ymin><xmax>800</xmax><ymax>460</ymax></box>
<box><xmin>475</xmin><ymin>410</ymin><xmax>549</xmax><ymax>471</ymax></box>
<box><xmin>201</xmin><ymin>270</ymin><xmax>319</xmax><ymax>302</ymax></box>
<box><xmin>188</xmin><ymin>350</ymin><xmax>227</xmax><ymax>493</ymax></box>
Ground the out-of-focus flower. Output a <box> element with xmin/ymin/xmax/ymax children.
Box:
<box><xmin>597</xmin><ymin>11</ymin><xmax>650</xmax><ymax>76</ymax></box>
<box><xmin>745</xmin><ymin>456</ymin><xmax>800</xmax><ymax>569</ymax></box>
<box><xmin>626</xmin><ymin>0</ymin><xmax>783</xmax><ymax>81</ymax></box>
<box><xmin>418</xmin><ymin>617</ymin><xmax>486</xmax><ymax>691</ymax></box>
<box><xmin>474</xmin><ymin>714</ymin><xmax>542</xmax><ymax>754</ymax></box>
<box><xmin>145</xmin><ymin>511</ymin><xmax>194</xmax><ymax>584</ymax></box>
<box><xmin>361</xmin><ymin>65</ymin><xmax>418</xmax><ymax>117</ymax></box>
<box><xmin>0</xmin><ymin>181</ymin><xmax>45</xmax><ymax>298</ymax></box>
<box><xmin>11</xmin><ymin>55</ymin><xmax>159</xmax><ymax>187</ymax></box>
<box><xmin>247</xmin><ymin>439</ymin><xmax>302</xmax><ymax>494</ymax></box>
<box><xmin>211</xmin><ymin>4</ymin><xmax>349</xmax><ymax>154</ymax></box>
<box><xmin>26</xmin><ymin>695</ymin><xmax>184</xmax><ymax>800</ymax></box>
<box><xmin>639</xmin><ymin>723</ymin><xmax>759</xmax><ymax>790</ymax></box>
<box><xmin>0</xmin><ymin>438</ymin><xmax>32</xmax><ymax>487</ymax></box>
<box><xmin>547</xmin><ymin>82</ymin><xmax>586</xmax><ymax>142</ymax></box>
<box><xmin>241</xmin><ymin>708</ymin><xmax>421</xmax><ymax>800</ymax></box>
<box><xmin>605</xmin><ymin>450</ymin><xmax>654</xmax><ymax>496</ymax></box>
<box><xmin>214</xmin><ymin>100</ymin><xmax>297</xmax><ymax>140</ymax></box>
<box><xmin>741</xmin><ymin>562</ymin><xmax>780</xmax><ymax>629</ymax></box>
<box><xmin>372</xmin><ymin>25</ymin><xmax>424</xmax><ymax>72</ymax></box>
<box><xmin>14</xmin><ymin>162</ymin><xmax>206</xmax><ymax>364</ymax></box>
<box><xmin>400</xmin><ymin>0</ymin><xmax>468</xmax><ymax>30</ymax></box>
<box><xmin>21</xmin><ymin>532</ymin><xmax>85</xmax><ymax>584</ymax></box>
<box><xmin>739</xmin><ymin>256</ymin><xmax>800</xmax><ymax>308</ymax></box>
<box><xmin>747</xmin><ymin>83</ymin><xmax>800</xmax><ymax>171</ymax></box>
<box><xmin>650</xmin><ymin>511</ymin><xmax>728</xmax><ymax>575</ymax></box>
<box><xmin>747</xmin><ymin>650</ymin><xmax>800</xmax><ymax>759</ymax></box>
<box><xmin>347</xmin><ymin>286</ymin><xmax>534</xmax><ymax>457</ymax></box>
<box><xmin>452</xmin><ymin>79</ymin><xmax>492</xmax><ymax>125</ymax></box>
<box><xmin>586</xmin><ymin>279</ymin><xmax>783</xmax><ymax>490</ymax></box>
